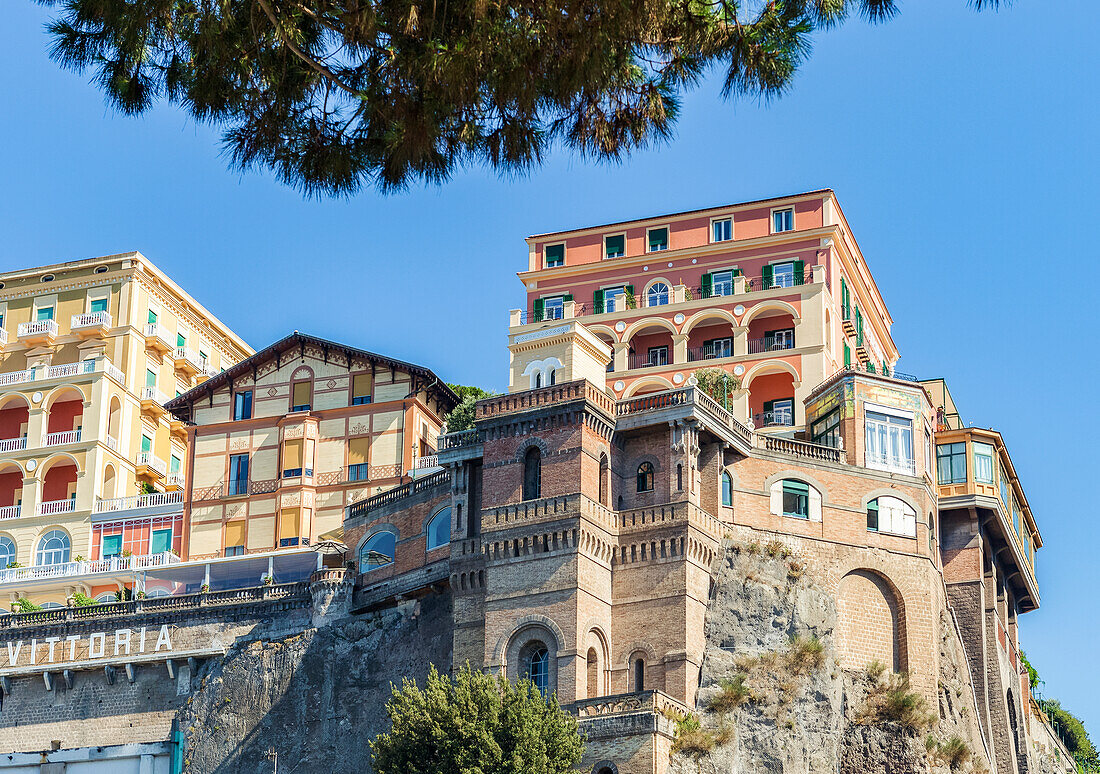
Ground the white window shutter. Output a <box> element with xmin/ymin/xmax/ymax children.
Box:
<box><xmin>809</xmin><ymin>486</ymin><xmax>822</xmax><ymax>522</ymax></box>
<box><xmin>769</xmin><ymin>482</ymin><xmax>782</xmax><ymax>516</ymax></box>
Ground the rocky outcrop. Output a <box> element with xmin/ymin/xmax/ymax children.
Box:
<box><xmin>176</xmin><ymin>591</ymin><xmax>453</xmax><ymax>774</ymax></box>
<box><xmin>668</xmin><ymin>540</ymin><xmax>998</xmax><ymax>774</ymax></box>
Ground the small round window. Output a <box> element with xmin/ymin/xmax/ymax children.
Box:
<box><xmin>94</xmin><ymin>265</ymin><xmax>109</xmax><ymax>274</ymax></box>
<box><xmin>41</xmin><ymin>274</ymin><xmax>55</xmax><ymax>283</ymax></box>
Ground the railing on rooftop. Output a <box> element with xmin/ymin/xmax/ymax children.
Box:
<box><xmin>476</xmin><ymin>379</ymin><xmax>614</xmax><ymax>419</ymax></box>
<box><xmin>0</xmin><ymin>551</ymin><xmax>180</xmax><ymax>586</ymax></box>
<box><xmin>93</xmin><ymin>490</ymin><xmax>184</xmax><ymax>514</ymax></box>
<box><xmin>759</xmin><ymin>435</ymin><xmax>845</xmax><ymax>464</ymax></box>
<box><xmin>616</xmin><ymin>386</ymin><xmax>753</xmax><ymax>446</ymax></box>
<box><xmin>808</xmin><ymin>364</ymin><xmax>920</xmax><ymax>398</ymax></box>
<box><xmin>346</xmin><ymin>469</ymin><xmax>450</xmax><ymax>520</ymax></box>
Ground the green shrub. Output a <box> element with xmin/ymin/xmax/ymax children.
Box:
<box><xmin>13</xmin><ymin>597</ymin><xmax>41</xmax><ymax>613</ymax></box>
<box><xmin>866</xmin><ymin>660</ymin><xmax>888</xmax><ymax>681</ymax></box>
<box><xmin>692</xmin><ymin>368</ymin><xmax>740</xmax><ymax>408</ymax></box>
<box><xmin>708</xmin><ymin>675</ymin><xmax>751</xmax><ymax>713</ymax></box>
<box><xmin>858</xmin><ymin>673</ymin><xmax>934</xmax><ymax>730</ymax></box>
<box><xmin>70</xmin><ymin>592</ymin><xmax>96</xmax><ymax>607</ymax></box>
<box><xmin>671</xmin><ymin>713</ymin><xmax>715</xmax><ymax>757</ymax></box>
<box><xmin>788</xmin><ymin>636</ymin><xmax>825</xmax><ymax>673</ymax></box>
<box><xmin>927</xmin><ymin>735</ymin><xmax>971</xmax><ymax>770</ymax></box>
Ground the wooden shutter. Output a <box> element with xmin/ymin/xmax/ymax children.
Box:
<box><xmin>224</xmin><ymin>521</ymin><xmax>246</xmax><ymax>548</ymax></box>
<box><xmin>278</xmin><ymin>508</ymin><xmax>300</xmax><ymax>539</ymax></box>
<box><xmin>793</xmin><ymin>260</ymin><xmax>805</xmax><ymax>284</ymax></box>
<box><xmin>292</xmin><ymin>381</ymin><xmax>311</xmax><ymax>408</ymax></box>
<box><xmin>841</xmin><ymin>277</ymin><xmax>849</xmax><ymax>308</ymax></box>
<box><xmin>844</xmin><ymin>344</ymin><xmax>851</xmax><ymax>367</ymax></box>
<box><xmin>533</xmin><ymin>298</ymin><xmax>544</xmax><ymax>321</ymax></box>
<box><xmin>563</xmin><ymin>293</ymin><xmax>573</xmax><ymax>302</ymax></box>
<box><xmin>763</xmin><ymin>399</ymin><xmax>774</xmax><ymax>413</ymax></box>
<box><xmin>348</xmin><ymin>437</ymin><xmax>370</xmax><ymax>465</ymax></box>
<box><xmin>762</xmin><ymin>264</ymin><xmax>774</xmax><ymax>288</ymax></box>
<box><xmin>284</xmin><ymin>439</ymin><xmax>303</xmax><ymax>469</ymax></box>
<box><xmin>593</xmin><ymin>289</ymin><xmax>604</xmax><ymax>312</ymax></box>
<box><xmin>352</xmin><ymin>373</ymin><xmax>372</xmax><ymax>399</ymax></box>
<box><xmin>701</xmin><ymin>273</ymin><xmax>712</xmax><ymax>297</ymax></box>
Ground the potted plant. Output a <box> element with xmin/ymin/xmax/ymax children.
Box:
<box><xmin>200</xmin><ymin>583</ymin><xmax>210</xmax><ymax>593</ymax></box>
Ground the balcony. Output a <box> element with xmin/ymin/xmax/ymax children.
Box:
<box><xmin>36</xmin><ymin>498</ymin><xmax>76</xmax><ymax>516</ymax></box>
<box><xmin>136</xmin><ymin>452</ymin><xmax>168</xmax><ymax>479</ymax></box>
<box><xmin>0</xmin><ymin>369</ymin><xmax>33</xmax><ymax>388</ymax></box>
<box><xmin>865</xmin><ymin>451</ymin><xmax>917</xmax><ymax>476</ymax></box>
<box><xmin>140</xmin><ymin>386</ymin><xmax>169</xmax><ymax>417</ymax></box>
<box><xmin>172</xmin><ymin>346</ymin><xmax>203</xmax><ymax>376</ymax></box>
<box><xmin>0</xmin><ymin>551</ymin><xmax>180</xmax><ymax>587</ymax></box>
<box><xmin>17</xmin><ymin>319</ymin><xmax>58</xmax><ymax>346</ymax></box>
<box><xmin>0</xmin><ymin>437</ymin><xmax>27</xmax><ymax>453</ymax></box>
<box><xmin>0</xmin><ymin>505</ymin><xmax>20</xmax><ymax>520</ymax></box>
<box><xmin>70</xmin><ymin>311</ymin><xmax>112</xmax><ymax>339</ymax></box>
<box><xmin>0</xmin><ymin>328</ymin><xmax>7</xmax><ymax>348</ymax></box>
<box><xmin>42</xmin><ymin>429</ymin><xmax>82</xmax><ymax>447</ymax></box>
<box><xmin>166</xmin><ymin>472</ymin><xmax>185</xmax><ymax>490</ymax></box>
<box><xmin>144</xmin><ymin>323</ymin><xmax>174</xmax><ymax>353</ymax></box>
<box><xmin>93</xmin><ymin>490</ymin><xmax>183</xmax><ymax>516</ymax></box>
<box><xmin>753</xmin><ymin>410</ymin><xmax>795</xmax><ymax>429</ymax></box>
<box><xmin>628</xmin><ymin>351</ymin><xmax>670</xmax><ymax>370</ymax></box>
<box><xmin>746</xmin><ymin>335</ymin><xmax>795</xmax><ymax>355</ymax></box>
<box><xmin>841</xmin><ymin>306</ymin><xmax>856</xmax><ymax>338</ymax></box>
<box><xmin>46</xmin><ymin>360</ymin><xmax>96</xmax><ymax>380</ymax></box>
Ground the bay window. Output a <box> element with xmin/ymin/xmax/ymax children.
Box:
<box><xmin>865</xmin><ymin>409</ymin><xmax>914</xmax><ymax>474</ymax></box>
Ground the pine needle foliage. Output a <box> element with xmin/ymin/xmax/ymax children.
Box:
<box><xmin>36</xmin><ymin>0</ymin><xmax>1000</xmax><ymax>196</ymax></box>
<box><xmin>370</xmin><ymin>664</ymin><xmax>584</xmax><ymax>774</ymax></box>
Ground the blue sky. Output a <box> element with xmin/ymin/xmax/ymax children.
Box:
<box><xmin>2</xmin><ymin>0</ymin><xmax>1098</xmax><ymax>735</ymax></box>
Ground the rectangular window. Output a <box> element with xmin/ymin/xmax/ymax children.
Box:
<box><xmin>147</xmin><ymin>309</ymin><xmax>157</xmax><ymax>326</ymax></box>
<box><xmin>647</xmin><ymin>227</ymin><xmax>668</xmax><ymax>252</ymax></box>
<box><xmin>782</xmin><ymin>480</ymin><xmax>809</xmax><ymax>519</ymax></box>
<box><xmin>89</xmin><ymin>297</ymin><xmax>108</xmax><ymax>313</ymax></box>
<box><xmin>811</xmin><ymin>410</ymin><xmax>841</xmax><ymax>449</ymax></box>
<box><xmin>604</xmin><ymin>234</ymin><xmax>625</xmax><ymax>259</ymax></box>
<box><xmin>145</xmin><ymin>368</ymin><xmax>157</xmax><ymax>388</ymax></box>
<box><xmin>647</xmin><ymin>346</ymin><xmax>669</xmax><ymax>367</ymax></box>
<box><xmin>224</xmin><ymin>545</ymin><xmax>246</xmax><ymax>557</ymax></box>
<box><xmin>141</xmin><ymin>435</ymin><xmax>152</xmax><ymax>453</ymax></box>
<box><xmin>702</xmin><ymin>338</ymin><xmax>732</xmax><ymax>359</ymax></box>
<box><xmin>228</xmin><ymin>454</ymin><xmax>249</xmax><ymax>495</ymax></box>
<box><xmin>224</xmin><ymin>521</ymin><xmax>246</xmax><ymax>555</ymax></box>
<box><xmin>291</xmin><ymin>382</ymin><xmax>311</xmax><ymax>412</ymax></box>
<box><xmin>936</xmin><ymin>442</ymin><xmax>968</xmax><ymax>485</ymax></box>
<box><xmin>542</xmin><ymin>296</ymin><xmax>565</xmax><ymax>321</ymax></box>
<box><xmin>711</xmin><ymin>271</ymin><xmax>734</xmax><ymax>297</ymax></box>
<box><xmin>169</xmin><ymin>455</ymin><xmax>181</xmax><ymax>475</ymax></box>
<box><xmin>712</xmin><ymin>218</ymin><xmax>732</xmax><ymax>242</ymax></box>
<box><xmin>283</xmin><ymin>439</ymin><xmax>304</xmax><ymax>477</ymax></box>
<box><xmin>199</xmin><ymin>351</ymin><xmax>209</xmax><ymax>368</ymax></box>
<box><xmin>602</xmin><ymin>286</ymin><xmax>625</xmax><ymax>313</ymax></box>
<box><xmin>865</xmin><ymin>410</ymin><xmax>914</xmax><ymax>474</ymax></box>
<box><xmin>102</xmin><ymin>534</ymin><xmax>123</xmax><ymax>558</ymax></box>
<box><xmin>544</xmin><ymin>244</ymin><xmax>565</xmax><ymax>268</ymax></box>
<box><xmin>37</xmin><ymin>306</ymin><xmax>55</xmax><ymax>321</ymax></box>
<box><xmin>278</xmin><ymin>508</ymin><xmax>301</xmax><ymax>544</ymax></box>
<box><xmin>348</xmin><ymin>436</ymin><xmax>370</xmax><ymax>481</ymax></box>
<box><xmin>771</xmin><ymin>262</ymin><xmax>796</xmax><ymax>288</ymax></box>
<box><xmin>177</xmin><ymin>332</ymin><xmax>186</xmax><ymax>348</ymax></box>
<box><xmin>764</xmin><ymin>328</ymin><xmax>795</xmax><ymax>350</ymax></box>
<box><xmin>772</xmin><ymin>208</ymin><xmax>794</xmax><ymax>233</ymax></box>
<box><xmin>351</xmin><ymin>374</ymin><xmax>372</xmax><ymax>405</ymax></box>
<box><xmin>233</xmin><ymin>391</ymin><xmax>253</xmax><ymax>420</ymax></box>
<box><xmin>764</xmin><ymin>399</ymin><xmax>794</xmax><ymax>426</ymax></box>
<box><xmin>973</xmin><ymin>442</ymin><xmax>994</xmax><ymax>484</ymax></box>
<box><xmin>150</xmin><ymin>528</ymin><xmax>173</xmax><ymax>555</ymax></box>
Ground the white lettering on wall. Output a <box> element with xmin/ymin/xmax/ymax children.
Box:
<box><xmin>114</xmin><ymin>629</ymin><xmax>132</xmax><ymax>657</ymax></box>
<box><xmin>6</xmin><ymin>641</ymin><xmax>22</xmax><ymax>666</ymax></box>
<box><xmin>88</xmin><ymin>633</ymin><xmax>105</xmax><ymax>659</ymax></box>
<box><xmin>0</xmin><ymin>626</ymin><xmax>178</xmax><ymax>670</ymax></box>
<box><xmin>154</xmin><ymin>625</ymin><xmax>172</xmax><ymax>653</ymax></box>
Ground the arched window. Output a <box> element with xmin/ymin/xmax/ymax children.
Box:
<box><xmin>359</xmin><ymin>531</ymin><xmax>396</xmax><ymax>572</ymax></box>
<box><xmin>647</xmin><ymin>283</ymin><xmax>669</xmax><ymax>307</ymax></box>
<box><xmin>36</xmin><ymin>530</ymin><xmax>70</xmax><ymax>566</ymax></box>
<box><xmin>866</xmin><ymin>496</ymin><xmax>917</xmax><ymax>538</ymax></box>
<box><xmin>598</xmin><ymin>454</ymin><xmax>609</xmax><ymax>507</ymax></box>
<box><xmin>549</xmin><ymin>369</ymin><xmax>556</xmax><ymax>386</ymax></box>
<box><xmin>145</xmin><ymin>587</ymin><xmax>171</xmax><ymax>598</ymax></box>
<box><xmin>676</xmin><ymin>463</ymin><xmax>683</xmax><ymax>491</ymax></box>
<box><xmin>636</xmin><ymin>462</ymin><xmax>654</xmax><ymax>493</ymax></box>
<box><xmin>426</xmin><ymin>507</ymin><xmax>451</xmax><ymax>551</ymax></box>
<box><xmin>587</xmin><ymin>647</ymin><xmax>599</xmax><ymax>699</ymax></box>
<box><xmin>523</xmin><ymin>447</ymin><xmax>542</xmax><ymax>501</ymax></box>
<box><xmin>633</xmin><ymin>658</ymin><xmax>645</xmax><ymax>692</ymax></box>
<box><xmin>535</xmin><ymin>372</ymin><xmax>543</xmax><ymax>389</ymax></box>
<box><xmin>95</xmin><ymin>591</ymin><xmax>117</xmax><ymax>603</ymax></box>
<box><xmin>721</xmin><ymin>471</ymin><xmax>733</xmax><ymax>506</ymax></box>
<box><xmin>524</xmin><ymin>645</ymin><xmax>550</xmax><ymax>695</ymax></box>
<box><xmin>40</xmin><ymin>601</ymin><xmax>64</xmax><ymax>610</ymax></box>
<box><xmin>0</xmin><ymin>535</ymin><xmax>15</xmax><ymax>568</ymax></box>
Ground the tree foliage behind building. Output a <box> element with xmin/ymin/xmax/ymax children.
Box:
<box><xmin>370</xmin><ymin>664</ymin><xmax>584</xmax><ymax>774</ymax></box>
<box><xmin>36</xmin><ymin>0</ymin><xmax>998</xmax><ymax>196</ymax></box>
<box><xmin>444</xmin><ymin>384</ymin><xmax>495</xmax><ymax>432</ymax></box>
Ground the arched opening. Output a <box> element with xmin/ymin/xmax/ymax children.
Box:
<box><xmin>636</xmin><ymin>462</ymin><xmax>654</xmax><ymax>492</ymax></box>
<box><xmin>645</xmin><ymin>282</ymin><xmax>670</xmax><ymax>307</ymax></box>
<box><xmin>721</xmin><ymin>471</ymin><xmax>733</xmax><ymax>507</ymax></box>
<box><xmin>102</xmin><ymin>464</ymin><xmax>117</xmax><ymax>500</ymax></box>
<box><xmin>0</xmin><ymin>462</ymin><xmax>23</xmax><ymax>514</ymax></box>
<box><xmin>632</xmin><ymin>657</ymin><xmax>645</xmax><ymax>692</ymax></box>
<box><xmin>0</xmin><ymin>534</ymin><xmax>16</xmax><ymax>568</ymax></box>
<box><xmin>745</xmin><ymin>309</ymin><xmax>796</xmax><ymax>355</ymax></box>
<box><xmin>36</xmin><ymin>529</ymin><xmax>71</xmax><ymax>566</ymax></box>
<box><xmin>523</xmin><ymin>447</ymin><xmax>541</xmax><ymax>501</ymax></box>
<box><xmin>626</xmin><ymin>322</ymin><xmax>674</xmax><ymax>370</ymax></box>
<box><xmin>837</xmin><ymin>570</ymin><xmax>905</xmax><ymax>672</ymax></box>
<box><xmin>747</xmin><ymin>367</ymin><xmax>798</xmax><ymax>428</ymax></box>
<box><xmin>45</xmin><ymin>387</ymin><xmax>85</xmax><ymax>443</ymax></box>
<box><xmin>598</xmin><ymin>454</ymin><xmax>609</xmax><ymax>507</ymax></box>
<box><xmin>358</xmin><ymin>530</ymin><xmax>396</xmax><ymax>572</ymax></box>
<box><xmin>534</xmin><ymin>372</ymin><xmax>543</xmax><ymax>389</ymax></box>
<box><xmin>686</xmin><ymin>315</ymin><xmax>736</xmax><ymax>363</ymax></box>
<box><xmin>0</xmin><ymin>394</ymin><xmax>29</xmax><ymax>445</ymax></box>
<box><xmin>587</xmin><ymin>647</ymin><xmax>599</xmax><ymax>699</ymax></box>
<box><xmin>107</xmin><ymin>396</ymin><xmax>121</xmax><ymax>445</ymax></box>
<box><xmin>40</xmin><ymin>457</ymin><xmax>79</xmax><ymax>510</ymax></box>
<box><xmin>426</xmin><ymin>507</ymin><xmax>451</xmax><ymax>551</ymax></box>
<box><xmin>521</xmin><ymin>642</ymin><xmax>551</xmax><ymax>696</ymax></box>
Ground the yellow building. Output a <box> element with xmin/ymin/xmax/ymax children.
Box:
<box><xmin>0</xmin><ymin>252</ymin><xmax>251</xmax><ymax>607</ymax></box>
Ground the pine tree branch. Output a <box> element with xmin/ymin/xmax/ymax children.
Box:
<box><xmin>253</xmin><ymin>0</ymin><xmax>361</xmax><ymax>96</ymax></box>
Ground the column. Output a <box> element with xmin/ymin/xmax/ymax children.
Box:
<box><xmin>671</xmin><ymin>334</ymin><xmax>688</xmax><ymax>364</ymax></box>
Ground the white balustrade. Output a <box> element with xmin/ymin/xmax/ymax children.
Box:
<box><xmin>0</xmin><ymin>369</ymin><xmax>33</xmax><ymax>387</ymax></box>
<box><xmin>414</xmin><ymin>455</ymin><xmax>439</xmax><ymax>469</ymax></box>
<box><xmin>167</xmin><ymin>472</ymin><xmax>185</xmax><ymax>488</ymax></box>
<box><xmin>0</xmin><ymin>505</ymin><xmax>20</xmax><ymax>520</ymax></box>
<box><xmin>36</xmin><ymin>499</ymin><xmax>77</xmax><ymax>516</ymax></box>
<box><xmin>173</xmin><ymin>347</ymin><xmax>203</xmax><ymax>370</ymax></box>
<box><xmin>18</xmin><ymin>319</ymin><xmax>58</xmax><ymax>339</ymax></box>
<box><xmin>43</xmin><ymin>429</ymin><xmax>82</xmax><ymax>446</ymax></box>
<box><xmin>71</xmin><ymin>311</ymin><xmax>112</xmax><ymax>330</ymax></box>
<box><xmin>140</xmin><ymin>386</ymin><xmax>169</xmax><ymax>405</ymax></box>
<box><xmin>104</xmin><ymin>361</ymin><xmax>125</xmax><ymax>383</ymax></box>
<box><xmin>0</xmin><ymin>437</ymin><xmax>27</xmax><ymax>453</ymax></box>
<box><xmin>106</xmin><ymin>436</ymin><xmax>119</xmax><ymax>452</ymax></box>
<box><xmin>46</xmin><ymin>360</ymin><xmax>95</xmax><ymax>379</ymax></box>
<box><xmin>137</xmin><ymin>452</ymin><xmax>168</xmax><ymax>477</ymax></box>
<box><xmin>0</xmin><ymin>551</ymin><xmax>179</xmax><ymax>585</ymax></box>
<box><xmin>93</xmin><ymin>490</ymin><xmax>183</xmax><ymax>514</ymax></box>
<box><xmin>0</xmin><ymin>328</ymin><xmax>7</xmax><ymax>346</ymax></box>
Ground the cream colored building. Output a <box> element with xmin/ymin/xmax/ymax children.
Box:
<box><xmin>0</xmin><ymin>252</ymin><xmax>251</xmax><ymax>606</ymax></box>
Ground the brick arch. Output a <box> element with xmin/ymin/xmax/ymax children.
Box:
<box><xmin>591</xmin><ymin>761</ymin><xmax>620</xmax><ymax>774</ymax></box>
<box><xmin>490</xmin><ymin>613</ymin><xmax>567</xmax><ymax>668</ymax></box>
<box><xmin>618</xmin><ymin>640</ymin><xmax>658</xmax><ymax>667</ymax></box>
<box><xmin>837</xmin><ymin>568</ymin><xmax>907</xmax><ymax>673</ymax></box>
<box><xmin>513</xmin><ymin>436</ymin><xmax>550</xmax><ymax>463</ymax></box>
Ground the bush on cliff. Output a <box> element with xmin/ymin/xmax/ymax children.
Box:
<box><xmin>371</xmin><ymin>663</ymin><xmax>584</xmax><ymax>774</ymax></box>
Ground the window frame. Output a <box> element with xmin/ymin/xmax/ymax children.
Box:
<box><xmin>228</xmin><ymin>453</ymin><xmax>250</xmax><ymax>496</ymax></box>
<box><xmin>711</xmin><ymin>270</ymin><xmax>734</xmax><ymax>297</ymax></box>
<box><xmin>711</xmin><ymin>217</ymin><xmax>733</xmax><ymax>243</ymax></box>
<box><xmin>426</xmin><ymin>507</ymin><xmax>451</xmax><ymax>551</ymax></box>
<box><xmin>811</xmin><ymin>409</ymin><xmax>841</xmax><ymax>449</ymax></box>
<box><xmin>544</xmin><ymin>242</ymin><xmax>565</xmax><ymax>268</ymax></box>
<box><xmin>771</xmin><ymin>207</ymin><xmax>795</xmax><ymax>233</ymax></box>
<box><xmin>604</xmin><ymin>233</ymin><xmax>626</xmax><ymax>260</ymax></box>
<box><xmin>359</xmin><ymin>530</ymin><xmax>397</xmax><ymax>572</ymax></box>
<box><xmin>936</xmin><ymin>442</ymin><xmax>968</xmax><ymax>485</ymax></box>
<box><xmin>646</xmin><ymin>226</ymin><xmax>670</xmax><ymax>253</ymax></box>
<box><xmin>781</xmin><ymin>479</ymin><xmax>810</xmax><ymax>519</ymax></box>
<box><xmin>636</xmin><ymin>461</ymin><xmax>655</xmax><ymax>493</ymax></box>
<box><xmin>646</xmin><ymin>346</ymin><xmax>669</xmax><ymax>367</ymax></box>
<box><xmin>233</xmin><ymin>390</ymin><xmax>253</xmax><ymax>421</ymax></box>
<box><xmin>721</xmin><ymin>471</ymin><xmax>733</xmax><ymax>507</ymax></box>
<box><xmin>645</xmin><ymin>282</ymin><xmax>670</xmax><ymax>307</ymax></box>
<box><xmin>973</xmin><ymin>442</ymin><xmax>995</xmax><ymax>484</ymax></box>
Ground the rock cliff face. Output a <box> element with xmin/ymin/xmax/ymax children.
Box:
<box><xmin>668</xmin><ymin>540</ymin><xmax>996</xmax><ymax>774</ymax></box>
<box><xmin>177</xmin><ymin>592</ymin><xmax>452</xmax><ymax>774</ymax></box>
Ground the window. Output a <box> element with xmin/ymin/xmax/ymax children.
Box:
<box><xmin>764</xmin><ymin>328</ymin><xmax>795</xmax><ymax>350</ymax></box>
<box><xmin>224</xmin><ymin>545</ymin><xmax>246</xmax><ymax>557</ymax></box>
<box><xmin>291</xmin><ymin>381</ymin><xmax>311</xmax><ymax>412</ymax></box>
<box><xmin>147</xmin><ymin>309</ymin><xmax>157</xmax><ymax>326</ymax></box>
<box><xmin>865</xmin><ymin>410</ymin><xmax>914</xmax><ymax>474</ymax></box>
<box><xmin>228</xmin><ymin>453</ymin><xmax>249</xmax><ymax>495</ymax></box>
<box><xmin>721</xmin><ymin>472</ymin><xmax>733</xmax><ymax>506</ymax></box>
<box><xmin>544</xmin><ymin>244</ymin><xmax>565</xmax><ymax>268</ymax></box>
<box><xmin>524</xmin><ymin>646</ymin><xmax>551</xmax><ymax>695</ymax></box>
<box><xmin>843</xmin><ymin>343</ymin><xmax>851</xmax><ymax>368</ymax></box>
<box><xmin>647</xmin><ymin>346</ymin><xmax>668</xmax><ymax>367</ymax></box>
<box><xmin>145</xmin><ymin>368</ymin><xmax>157</xmax><ymax>388</ymax></box>
<box><xmin>351</xmin><ymin>373</ymin><xmax>372</xmax><ymax>405</ymax></box>
<box><xmin>763</xmin><ymin>260</ymin><xmax>803</xmax><ymax>289</ymax></box>
<box><xmin>636</xmin><ymin>461</ymin><xmax>654</xmax><ymax>492</ymax></box>
<box><xmin>224</xmin><ymin>521</ymin><xmax>246</xmax><ymax>556</ymax></box>
<box><xmin>95</xmin><ymin>591</ymin><xmax>117</xmax><ymax>602</ymax></box>
<box><xmin>36</xmin><ymin>530</ymin><xmax>70</xmax><ymax>565</ymax></box>
<box><xmin>633</xmin><ymin>658</ymin><xmax>645</xmax><ymax>692</ymax></box>
<box><xmin>702</xmin><ymin>337</ymin><xmax>732</xmax><ymax>359</ymax></box>
<box><xmin>169</xmin><ymin>455</ymin><xmax>181</xmax><ymax>475</ymax></box>
<box><xmin>973</xmin><ymin>442</ymin><xmax>994</xmax><ymax>484</ymax></box>
<box><xmin>141</xmin><ymin>434</ymin><xmax>153</xmax><ymax>454</ymax></box>
<box><xmin>0</xmin><ymin>535</ymin><xmax>14</xmax><ymax>568</ymax></box>
<box><xmin>647</xmin><ymin>227</ymin><xmax>669</xmax><ymax>252</ymax></box>
<box><xmin>866</xmin><ymin>496</ymin><xmax>917</xmax><ymax>538</ymax></box>
<box><xmin>599</xmin><ymin>286</ymin><xmax>625</xmax><ymax>313</ymax></box>
<box><xmin>150</xmin><ymin>528</ymin><xmax>173</xmax><ymax>555</ymax></box>
<box><xmin>359</xmin><ymin>531</ymin><xmax>396</xmax><ymax>572</ymax></box>
<box><xmin>712</xmin><ymin>218</ymin><xmax>732</xmax><ymax>242</ymax></box>
<box><xmin>348</xmin><ymin>437</ymin><xmax>370</xmax><ymax>481</ymax></box>
<box><xmin>761</xmin><ymin>399</ymin><xmax>794</xmax><ymax>426</ymax></box>
<box><xmin>283</xmin><ymin>439</ymin><xmax>305</xmax><ymax>477</ymax></box>
<box><xmin>604</xmin><ymin>234</ymin><xmax>625</xmax><ymax>259</ymax></box>
<box><xmin>772</xmin><ymin>208</ymin><xmax>794</xmax><ymax>233</ymax></box>
<box><xmin>177</xmin><ymin>332</ymin><xmax>187</xmax><ymax>348</ymax></box>
<box><xmin>936</xmin><ymin>443</ymin><xmax>967</xmax><ymax>485</ymax></box>
<box><xmin>710</xmin><ymin>270</ymin><xmax>734</xmax><ymax>297</ymax></box>
<box><xmin>782</xmin><ymin>480</ymin><xmax>810</xmax><ymax>519</ymax></box>
<box><xmin>278</xmin><ymin>507</ymin><xmax>301</xmax><ymax>547</ymax></box>
<box><xmin>36</xmin><ymin>306</ymin><xmax>55</xmax><ymax>321</ymax></box>
<box><xmin>426</xmin><ymin>507</ymin><xmax>451</xmax><ymax>550</ymax></box>
<box><xmin>89</xmin><ymin>297</ymin><xmax>108</xmax><ymax>313</ymax></box>
<box><xmin>811</xmin><ymin>410</ymin><xmax>841</xmax><ymax>448</ymax></box>
<box><xmin>523</xmin><ymin>447</ymin><xmax>542</xmax><ymax>500</ymax></box>
<box><xmin>535</xmin><ymin>295</ymin><xmax>566</xmax><ymax>321</ymax></box>
<box><xmin>646</xmin><ymin>283</ymin><xmax>669</xmax><ymax>307</ymax></box>
<box><xmin>233</xmin><ymin>391</ymin><xmax>253</xmax><ymax>420</ymax></box>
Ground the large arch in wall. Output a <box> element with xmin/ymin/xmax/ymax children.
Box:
<box><xmin>621</xmin><ymin>315</ymin><xmax>678</xmax><ymax>344</ymax></box>
<box><xmin>741</xmin><ymin>359</ymin><xmax>801</xmax><ymax>389</ymax></box>
<box><xmin>837</xmin><ymin>568</ymin><xmax>907</xmax><ymax>673</ymax></box>
<box><xmin>741</xmin><ymin>299</ymin><xmax>801</xmax><ymax>327</ymax></box>
<box><xmin>622</xmin><ymin>375</ymin><xmax>676</xmax><ymax>398</ymax></box>
<box><xmin>682</xmin><ymin>308</ymin><xmax>738</xmax><ymax>336</ymax></box>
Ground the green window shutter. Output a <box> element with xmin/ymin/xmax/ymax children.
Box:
<box><xmin>793</xmin><ymin>260</ymin><xmax>805</xmax><ymax>285</ymax></box>
<box><xmin>844</xmin><ymin>344</ymin><xmax>851</xmax><ymax>367</ymax></box>
<box><xmin>762</xmin><ymin>264</ymin><xmax>774</xmax><ymax>288</ymax></box>
<box><xmin>533</xmin><ymin>298</ymin><xmax>544</xmax><ymax>322</ymax></box>
<box><xmin>545</xmin><ymin>244</ymin><xmax>564</xmax><ymax>266</ymax></box>
<box><xmin>147</xmin><ymin>309</ymin><xmax>157</xmax><ymax>325</ymax></box>
<box><xmin>102</xmin><ymin>534</ymin><xmax>122</xmax><ymax>557</ymax></box>
<box><xmin>593</xmin><ymin>290</ymin><xmax>604</xmax><ymax>313</ymax></box>
<box><xmin>763</xmin><ymin>399</ymin><xmax>774</xmax><ymax>413</ymax></box>
<box><xmin>563</xmin><ymin>293</ymin><xmax>573</xmax><ymax>302</ymax></box>
<box><xmin>90</xmin><ymin>298</ymin><xmax>108</xmax><ymax>313</ymax></box>
<box><xmin>701</xmin><ymin>273</ymin><xmax>712</xmax><ymax>298</ymax></box>
<box><xmin>841</xmin><ymin>277</ymin><xmax>849</xmax><ymax>308</ymax></box>
<box><xmin>150</xmin><ymin>528</ymin><xmax>172</xmax><ymax>555</ymax></box>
